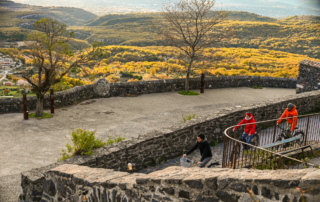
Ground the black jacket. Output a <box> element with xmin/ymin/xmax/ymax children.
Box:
<box><xmin>186</xmin><ymin>140</ymin><xmax>212</xmax><ymax>162</ymax></box>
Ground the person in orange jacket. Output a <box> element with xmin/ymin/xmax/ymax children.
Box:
<box><xmin>276</xmin><ymin>103</ymin><xmax>298</xmax><ymax>138</ymax></box>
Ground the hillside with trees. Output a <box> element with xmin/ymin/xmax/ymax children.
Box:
<box><xmin>66</xmin><ymin>12</ymin><xmax>320</xmax><ymax>59</ymax></box>
<box><xmin>18</xmin><ymin>46</ymin><xmax>319</xmax><ymax>89</ymax></box>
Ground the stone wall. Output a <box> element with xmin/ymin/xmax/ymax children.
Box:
<box><xmin>1</xmin><ymin>76</ymin><xmax>296</xmax><ymax>114</ymax></box>
<box><xmin>41</xmin><ymin>164</ymin><xmax>320</xmax><ymax>202</ymax></box>
<box><xmin>296</xmin><ymin>59</ymin><xmax>320</xmax><ymax>94</ymax></box>
<box><xmin>21</xmin><ymin>89</ymin><xmax>320</xmax><ymax>201</ymax></box>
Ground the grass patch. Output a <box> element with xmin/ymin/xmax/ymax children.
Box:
<box><xmin>58</xmin><ymin>128</ymin><xmax>125</xmax><ymax>161</ymax></box>
<box><xmin>29</xmin><ymin>112</ymin><xmax>53</xmax><ymax>119</ymax></box>
<box><xmin>252</xmin><ymin>86</ymin><xmax>263</xmax><ymax>89</ymax></box>
<box><xmin>178</xmin><ymin>90</ymin><xmax>200</xmax><ymax>95</ymax></box>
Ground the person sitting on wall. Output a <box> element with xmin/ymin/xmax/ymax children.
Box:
<box><xmin>276</xmin><ymin>103</ymin><xmax>298</xmax><ymax>138</ymax></box>
<box><xmin>182</xmin><ymin>134</ymin><xmax>212</xmax><ymax>168</ymax></box>
<box><xmin>233</xmin><ymin>112</ymin><xmax>256</xmax><ymax>150</ymax></box>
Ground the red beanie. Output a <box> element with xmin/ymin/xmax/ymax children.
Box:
<box><xmin>246</xmin><ymin>112</ymin><xmax>252</xmax><ymax>117</ymax></box>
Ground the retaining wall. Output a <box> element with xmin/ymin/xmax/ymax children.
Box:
<box><xmin>43</xmin><ymin>164</ymin><xmax>320</xmax><ymax>202</ymax></box>
<box><xmin>297</xmin><ymin>59</ymin><xmax>320</xmax><ymax>94</ymax></box>
<box><xmin>1</xmin><ymin>76</ymin><xmax>296</xmax><ymax>114</ymax></box>
<box><xmin>21</xmin><ymin>89</ymin><xmax>320</xmax><ymax>201</ymax></box>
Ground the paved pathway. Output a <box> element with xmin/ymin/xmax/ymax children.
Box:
<box><xmin>0</xmin><ymin>87</ymin><xmax>295</xmax><ymax>202</ymax></box>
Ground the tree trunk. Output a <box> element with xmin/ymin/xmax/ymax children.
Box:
<box><xmin>185</xmin><ymin>60</ymin><xmax>193</xmax><ymax>93</ymax></box>
<box><xmin>185</xmin><ymin>71</ymin><xmax>190</xmax><ymax>93</ymax></box>
<box><xmin>36</xmin><ymin>94</ymin><xmax>44</xmax><ymax>117</ymax></box>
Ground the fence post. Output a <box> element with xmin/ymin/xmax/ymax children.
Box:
<box><xmin>200</xmin><ymin>73</ymin><xmax>205</xmax><ymax>93</ymax></box>
<box><xmin>23</xmin><ymin>93</ymin><xmax>28</xmax><ymax>120</ymax></box>
<box><xmin>50</xmin><ymin>89</ymin><xmax>54</xmax><ymax>114</ymax></box>
<box><xmin>222</xmin><ymin>135</ymin><xmax>227</xmax><ymax>168</ymax></box>
<box><xmin>233</xmin><ymin>142</ymin><xmax>238</xmax><ymax>169</ymax></box>
<box><xmin>304</xmin><ymin>115</ymin><xmax>310</xmax><ymax>146</ymax></box>
<box><xmin>272</xmin><ymin>122</ymin><xmax>277</xmax><ymax>143</ymax></box>
<box><xmin>278</xmin><ymin>156</ymin><xmax>282</xmax><ymax>169</ymax></box>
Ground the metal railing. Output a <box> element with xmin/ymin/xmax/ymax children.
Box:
<box><xmin>222</xmin><ymin>113</ymin><xmax>320</xmax><ymax>169</ymax></box>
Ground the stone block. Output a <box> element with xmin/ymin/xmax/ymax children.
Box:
<box><xmin>179</xmin><ymin>190</ymin><xmax>190</xmax><ymax>199</ymax></box>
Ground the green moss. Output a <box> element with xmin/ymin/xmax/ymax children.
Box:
<box><xmin>151</xmin><ymin>159</ymin><xmax>157</xmax><ymax>166</ymax></box>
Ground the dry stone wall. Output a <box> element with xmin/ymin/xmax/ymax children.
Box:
<box><xmin>1</xmin><ymin>76</ymin><xmax>296</xmax><ymax>114</ymax></box>
<box><xmin>42</xmin><ymin>164</ymin><xmax>320</xmax><ymax>202</ymax></box>
<box><xmin>21</xmin><ymin>89</ymin><xmax>320</xmax><ymax>201</ymax></box>
<box><xmin>297</xmin><ymin>59</ymin><xmax>320</xmax><ymax>94</ymax></box>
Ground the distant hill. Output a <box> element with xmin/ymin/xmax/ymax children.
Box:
<box><xmin>281</xmin><ymin>15</ymin><xmax>320</xmax><ymax>22</ymax></box>
<box><xmin>217</xmin><ymin>11</ymin><xmax>277</xmax><ymax>22</ymax></box>
<box><xmin>0</xmin><ymin>0</ymin><xmax>97</xmax><ymax>26</ymax></box>
<box><xmin>35</xmin><ymin>7</ymin><xmax>97</xmax><ymax>22</ymax></box>
<box><xmin>66</xmin><ymin>11</ymin><xmax>319</xmax><ymax>59</ymax></box>
<box><xmin>85</xmin><ymin>11</ymin><xmax>276</xmax><ymax>27</ymax></box>
<box><xmin>10</xmin><ymin>0</ymin><xmax>320</xmax><ymax>17</ymax></box>
<box><xmin>85</xmin><ymin>14</ymin><xmax>140</xmax><ymax>26</ymax></box>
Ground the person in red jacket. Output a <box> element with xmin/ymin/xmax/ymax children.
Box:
<box><xmin>276</xmin><ymin>103</ymin><xmax>298</xmax><ymax>138</ymax></box>
<box><xmin>233</xmin><ymin>112</ymin><xmax>256</xmax><ymax>149</ymax></box>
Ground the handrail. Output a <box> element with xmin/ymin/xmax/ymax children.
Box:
<box><xmin>222</xmin><ymin>112</ymin><xmax>320</xmax><ymax>169</ymax></box>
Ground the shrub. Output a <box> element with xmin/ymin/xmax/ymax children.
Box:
<box><xmin>3</xmin><ymin>88</ymin><xmax>10</xmax><ymax>95</ymax></box>
<box><xmin>210</xmin><ymin>141</ymin><xmax>218</xmax><ymax>147</ymax></box>
<box><xmin>132</xmin><ymin>74</ymin><xmax>142</xmax><ymax>80</ymax></box>
<box><xmin>121</xmin><ymin>71</ymin><xmax>134</xmax><ymax>78</ymax></box>
<box><xmin>58</xmin><ymin>128</ymin><xmax>107</xmax><ymax>161</ymax></box>
<box><xmin>180</xmin><ymin>113</ymin><xmax>196</xmax><ymax>122</ymax></box>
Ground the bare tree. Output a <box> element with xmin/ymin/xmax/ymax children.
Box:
<box><xmin>154</xmin><ymin>0</ymin><xmax>233</xmax><ymax>93</ymax></box>
<box><xmin>23</xmin><ymin>18</ymin><xmax>101</xmax><ymax>117</ymax></box>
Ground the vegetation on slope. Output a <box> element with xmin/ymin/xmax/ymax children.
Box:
<box><xmin>75</xmin><ymin>46</ymin><xmax>320</xmax><ymax>83</ymax></box>
<box><xmin>67</xmin><ymin>12</ymin><xmax>320</xmax><ymax>59</ymax></box>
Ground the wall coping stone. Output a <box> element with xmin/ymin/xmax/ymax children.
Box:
<box><xmin>44</xmin><ymin>164</ymin><xmax>320</xmax><ymax>202</ymax></box>
<box><xmin>300</xmin><ymin>59</ymin><xmax>320</xmax><ymax>69</ymax></box>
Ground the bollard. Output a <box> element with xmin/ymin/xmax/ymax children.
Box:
<box><xmin>50</xmin><ymin>89</ymin><xmax>54</xmax><ymax>114</ymax></box>
<box><xmin>200</xmin><ymin>73</ymin><xmax>205</xmax><ymax>93</ymax></box>
<box><xmin>23</xmin><ymin>93</ymin><xmax>28</xmax><ymax>120</ymax></box>
<box><xmin>25</xmin><ymin>111</ymin><xmax>29</xmax><ymax>120</ymax></box>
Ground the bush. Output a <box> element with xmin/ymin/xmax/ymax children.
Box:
<box><xmin>58</xmin><ymin>128</ymin><xmax>107</xmax><ymax>161</ymax></box>
<box><xmin>121</xmin><ymin>71</ymin><xmax>134</xmax><ymax>78</ymax></box>
<box><xmin>58</xmin><ymin>129</ymin><xmax>126</xmax><ymax>161</ymax></box>
<box><xmin>133</xmin><ymin>74</ymin><xmax>143</xmax><ymax>80</ymax></box>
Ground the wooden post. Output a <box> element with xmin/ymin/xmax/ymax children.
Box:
<box><xmin>50</xmin><ymin>89</ymin><xmax>54</xmax><ymax>114</ymax></box>
<box><xmin>200</xmin><ymin>73</ymin><xmax>205</xmax><ymax>93</ymax></box>
<box><xmin>23</xmin><ymin>93</ymin><xmax>28</xmax><ymax>120</ymax></box>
